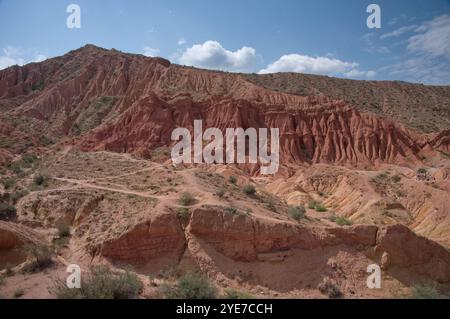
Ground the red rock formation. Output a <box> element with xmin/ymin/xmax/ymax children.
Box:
<box><xmin>100</xmin><ymin>213</ymin><xmax>186</xmax><ymax>271</ymax></box>
<box><xmin>0</xmin><ymin>45</ymin><xmax>445</xmax><ymax>168</ymax></box>
<box><xmin>188</xmin><ymin>207</ymin><xmax>450</xmax><ymax>283</ymax></box>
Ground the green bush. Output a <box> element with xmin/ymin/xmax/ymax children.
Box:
<box><xmin>51</xmin><ymin>266</ymin><xmax>143</xmax><ymax>299</ymax></box>
<box><xmin>308</xmin><ymin>200</ymin><xmax>327</xmax><ymax>212</ymax></box>
<box><xmin>315</xmin><ymin>204</ymin><xmax>328</xmax><ymax>212</ymax></box>
<box><xmin>410</xmin><ymin>285</ymin><xmax>446</xmax><ymax>299</ymax></box>
<box><xmin>308</xmin><ymin>200</ymin><xmax>318</xmax><ymax>209</ymax></box>
<box><xmin>334</xmin><ymin>216</ymin><xmax>353</xmax><ymax>226</ymax></box>
<box><xmin>288</xmin><ymin>206</ymin><xmax>306</xmax><ymax>221</ymax></box>
<box><xmin>417</xmin><ymin>168</ymin><xmax>427</xmax><ymax>174</ymax></box>
<box><xmin>33</xmin><ymin>174</ymin><xmax>48</xmax><ymax>186</ymax></box>
<box><xmin>243</xmin><ymin>184</ymin><xmax>256</xmax><ymax>195</ymax></box>
<box><xmin>177</xmin><ymin>207</ymin><xmax>191</xmax><ymax>221</ymax></box>
<box><xmin>163</xmin><ymin>272</ymin><xmax>217</xmax><ymax>299</ymax></box>
<box><xmin>229</xmin><ymin>175</ymin><xmax>237</xmax><ymax>185</ymax></box>
<box><xmin>0</xmin><ymin>203</ymin><xmax>16</xmax><ymax>220</ymax></box>
<box><xmin>179</xmin><ymin>192</ymin><xmax>195</xmax><ymax>206</ymax></box>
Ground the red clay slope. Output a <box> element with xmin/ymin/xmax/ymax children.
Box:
<box><xmin>0</xmin><ymin>45</ymin><xmax>447</xmax><ymax>168</ymax></box>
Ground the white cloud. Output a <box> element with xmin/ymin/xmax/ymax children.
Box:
<box><xmin>384</xmin><ymin>56</ymin><xmax>450</xmax><ymax>85</ymax></box>
<box><xmin>143</xmin><ymin>46</ymin><xmax>160</xmax><ymax>57</ymax></box>
<box><xmin>32</xmin><ymin>54</ymin><xmax>47</xmax><ymax>63</ymax></box>
<box><xmin>380</xmin><ymin>25</ymin><xmax>417</xmax><ymax>39</ymax></box>
<box><xmin>258</xmin><ymin>54</ymin><xmax>374</xmax><ymax>79</ymax></box>
<box><xmin>177</xmin><ymin>38</ymin><xmax>186</xmax><ymax>46</ymax></box>
<box><xmin>344</xmin><ymin>69</ymin><xmax>376</xmax><ymax>78</ymax></box>
<box><xmin>362</xmin><ymin>33</ymin><xmax>390</xmax><ymax>54</ymax></box>
<box><xmin>408</xmin><ymin>14</ymin><xmax>450</xmax><ymax>59</ymax></box>
<box><xmin>178</xmin><ymin>40</ymin><xmax>258</xmax><ymax>72</ymax></box>
<box><xmin>0</xmin><ymin>46</ymin><xmax>46</xmax><ymax>70</ymax></box>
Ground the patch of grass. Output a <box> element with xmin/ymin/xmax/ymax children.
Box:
<box><xmin>330</xmin><ymin>216</ymin><xmax>353</xmax><ymax>226</ymax></box>
<box><xmin>0</xmin><ymin>203</ymin><xmax>17</xmax><ymax>220</ymax></box>
<box><xmin>243</xmin><ymin>184</ymin><xmax>256</xmax><ymax>195</ymax></box>
<box><xmin>308</xmin><ymin>200</ymin><xmax>327</xmax><ymax>212</ymax></box>
<box><xmin>409</xmin><ymin>284</ymin><xmax>448</xmax><ymax>299</ymax></box>
<box><xmin>288</xmin><ymin>205</ymin><xmax>306</xmax><ymax>221</ymax></box>
<box><xmin>179</xmin><ymin>192</ymin><xmax>195</xmax><ymax>206</ymax></box>
<box><xmin>162</xmin><ymin>272</ymin><xmax>217</xmax><ymax>299</ymax></box>
<box><xmin>229</xmin><ymin>175</ymin><xmax>237</xmax><ymax>185</ymax></box>
<box><xmin>51</xmin><ymin>266</ymin><xmax>143</xmax><ymax>299</ymax></box>
<box><xmin>223</xmin><ymin>288</ymin><xmax>253</xmax><ymax>299</ymax></box>
<box><xmin>315</xmin><ymin>203</ymin><xmax>328</xmax><ymax>212</ymax></box>
<box><xmin>224</xmin><ymin>207</ymin><xmax>239</xmax><ymax>216</ymax></box>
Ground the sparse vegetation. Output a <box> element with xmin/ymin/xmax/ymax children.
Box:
<box><xmin>409</xmin><ymin>284</ymin><xmax>447</xmax><ymax>299</ymax></box>
<box><xmin>288</xmin><ymin>205</ymin><xmax>306</xmax><ymax>221</ymax></box>
<box><xmin>223</xmin><ymin>288</ymin><xmax>253</xmax><ymax>299</ymax></box>
<box><xmin>229</xmin><ymin>175</ymin><xmax>237</xmax><ymax>185</ymax></box>
<box><xmin>33</xmin><ymin>173</ymin><xmax>48</xmax><ymax>186</ymax></box>
<box><xmin>177</xmin><ymin>207</ymin><xmax>191</xmax><ymax>221</ymax></box>
<box><xmin>0</xmin><ymin>203</ymin><xmax>17</xmax><ymax>220</ymax></box>
<box><xmin>215</xmin><ymin>187</ymin><xmax>226</xmax><ymax>198</ymax></box>
<box><xmin>417</xmin><ymin>168</ymin><xmax>427</xmax><ymax>174</ymax></box>
<box><xmin>329</xmin><ymin>215</ymin><xmax>353</xmax><ymax>226</ymax></box>
<box><xmin>243</xmin><ymin>184</ymin><xmax>256</xmax><ymax>195</ymax></box>
<box><xmin>2</xmin><ymin>178</ymin><xmax>16</xmax><ymax>190</ymax></box>
<box><xmin>11</xmin><ymin>190</ymin><xmax>29</xmax><ymax>203</ymax></box>
<box><xmin>308</xmin><ymin>200</ymin><xmax>327</xmax><ymax>212</ymax></box>
<box><xmin>318</xmin><ymin>279</ymin><xmax>343</xmax><ymax>299</ymax></box>
<box><xmin>51</xmin><ymin>266</ymin><xmax>143</xmax><ymax>299</ymax></box>
<box><xmin>56</xmin><ymin>221</ymin><xmax>71</xmax><ymax>238</ymax></box>
<box><xmin>224</xmin><ymin>207</ymin><xmax>238</xmax><ymax>215</ymax></box>
<box><xmin>162</xmin><ymin>272</ymin><xmax>217</xmax><ymax>299</ymax></box>
<box><xmin>21</xmin><ymin>245</ymin><xmax>53</xmax><ymax>274</ymax></box>
<box><xmin>179</xmin><ymin>192</ymin><xmax>195</xmax><ymax>206</ymax></box>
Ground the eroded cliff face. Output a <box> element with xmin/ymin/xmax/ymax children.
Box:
<box><xmin>188</xmin><ymin>207</ymin><xmax>450</xmax><ymax>284</ymax></box>
<box><xmin>0</xmin><ymin>45</ymin><xmax>446</xmax><ymax>168</ymax></box>
<box><xmin>91</xmin><ymin>206</ymin><xmax>450</xmax><ymax>289</ymax></box>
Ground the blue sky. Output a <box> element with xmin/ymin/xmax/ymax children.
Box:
<box><xmin>0</xmin><ymin>0</ymin><xmax>449</xmax><ymax>84</ymax></box>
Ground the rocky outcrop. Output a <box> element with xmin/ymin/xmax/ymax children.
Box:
<box><xmin>188</xmin><ymin>207</ymin><xmax>450</xmax><ymax>283</ymax></box>
<box><xmin>100</xmin><ymin>213</ymin><xmax>186</xmax><ymax>270</ymax></box>
<box><xmin>0</xmin><ymin>221</ymin><xmax>46</xmax><ymax>249</ymax></box>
